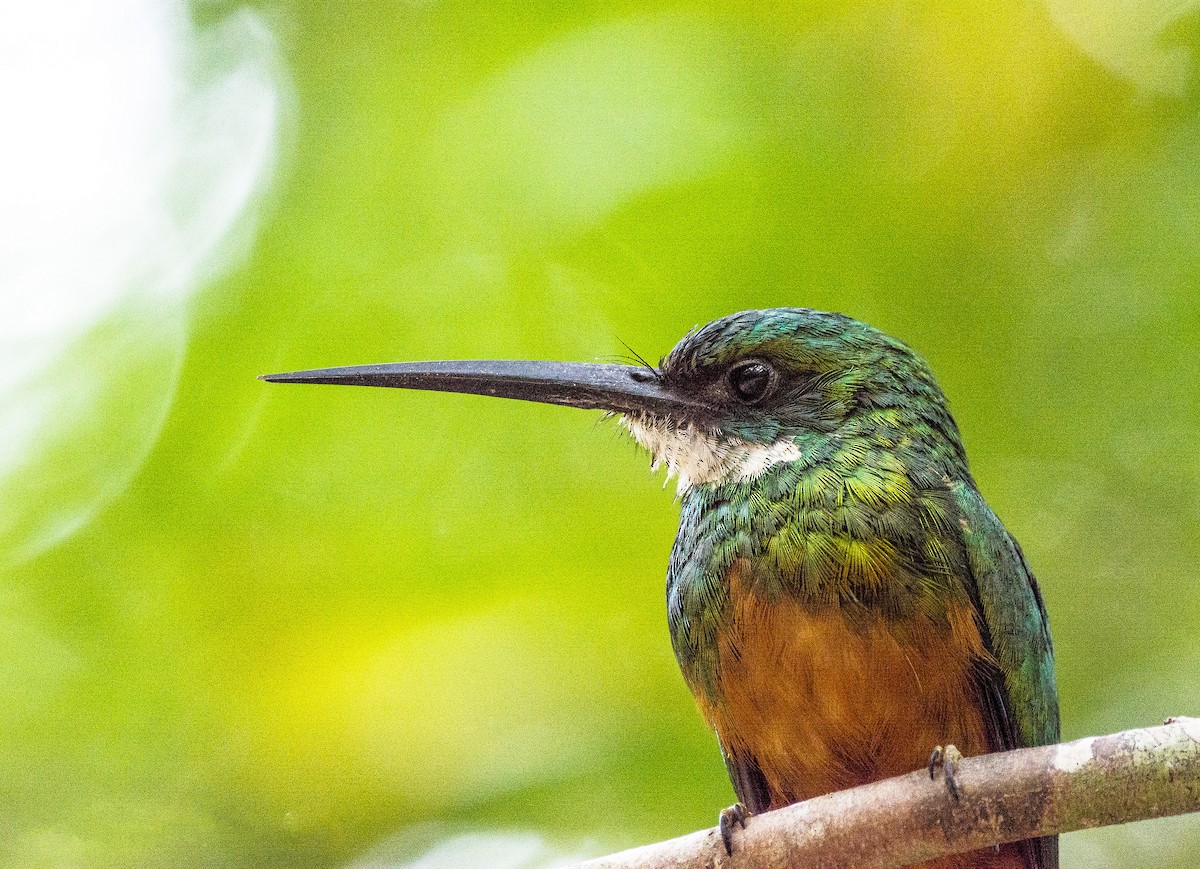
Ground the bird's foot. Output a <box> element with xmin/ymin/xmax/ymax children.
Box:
<box><xmin>928</xmin><ymin>744</ymin><xmax>963</xmax><ymax>801</ymax></box>
<box><xmin>718</xmin><ymin>802</ymin><xmax>749</xmax><ymax>856</ymax></box>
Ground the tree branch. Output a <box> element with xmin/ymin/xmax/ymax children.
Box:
<box><xmin>574</xmin><ymin>717</ymin><xmax>1200</xmax><ymax>869</ymax></box>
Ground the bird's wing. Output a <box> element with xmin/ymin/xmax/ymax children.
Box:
<box><xmin>953</xmin><ymin>484</ymin><xmax>1059</xmax><ymax>748</ymax></box>
<box><xmin>954</xmin><ymin>483</ymin><xmax>1059</xmax><ymax>869</ymax></box>
<box><xmin>719</xmin><ymin>740</ymin><xmax>772</xmax><ymax>814</ymax></box>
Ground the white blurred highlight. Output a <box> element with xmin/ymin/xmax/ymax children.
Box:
<box><xmin>0</xmin><ymin>1</ymin><xmax>286</xmax><ymax>566</ymax></box>
<box><xmin>1048</xmin><ymin>0</ymin><xmax>1197</xmax><ymax>96</ymax></box>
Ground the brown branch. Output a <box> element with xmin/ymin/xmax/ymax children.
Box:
<box><xmin>573</xmin><ymin>718</ymin><xmax>1200</xmax><ymax>869</ymax></box>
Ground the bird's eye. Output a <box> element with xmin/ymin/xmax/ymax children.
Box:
<box><xmin>728</xmin><ymin>360</ymin><xmax>775</xmax><ymax>404</ymax></box>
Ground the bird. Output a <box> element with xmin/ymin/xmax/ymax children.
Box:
<box><xmin>263</xmin><ymin>307</ymin><xmax>1059</xmax><ymax>869</ymax></box>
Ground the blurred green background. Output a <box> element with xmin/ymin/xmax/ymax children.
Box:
<box><xmin>2</xmin><ymin>1</ymin><xmax>1199</xmax><ymax>866</ymax></box>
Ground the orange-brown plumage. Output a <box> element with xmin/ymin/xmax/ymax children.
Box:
<box><xmin>693</xmin><ymin>559</ymin><xmax>1026</xmax><ymax>869</ymax></box>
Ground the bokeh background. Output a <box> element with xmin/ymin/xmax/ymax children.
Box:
<box><xmin>3</xmin><ymin>1</ymin><xmax>1199</xmax><ymax>866</ymax></box>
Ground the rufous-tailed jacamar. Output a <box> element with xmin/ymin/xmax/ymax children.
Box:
<box><xmin>264</xmin><ymin>308</ymin><xmax>1058</xmax><ymax>869</ymax></box>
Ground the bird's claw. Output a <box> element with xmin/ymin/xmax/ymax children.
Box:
<box><xmin>928</xmin><ymin>744</ymin><xmax>963</xmax><ymax>801</ymax></box>
<box><xmin>718</xmin><ymin>802</ymin><xmax>748</xmax><ymax>856</ymax></box>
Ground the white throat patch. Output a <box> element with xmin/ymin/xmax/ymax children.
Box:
<box><xmin>621</xmin><ymin>415</ymin><xmax>801</xmax><ymax>494</ymax></box>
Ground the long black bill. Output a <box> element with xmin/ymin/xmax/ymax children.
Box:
<box><xmin>259</xmin><ymin>360</ymin><xmax>701</xmax><ymax>417</ymax></box>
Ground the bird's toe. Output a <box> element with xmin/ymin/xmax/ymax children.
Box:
<box><xmin>718</xmin><ymin>802</ymin><xmax>749</xmax><ymax>856</ymax></box>
<box><xmin>928</xmin><ymin>743</ymin><xmax>963</xmax><ymax>801</ymax></box>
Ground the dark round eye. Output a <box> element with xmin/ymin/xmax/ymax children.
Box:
<box><xmin>728</xmin><ymin>360</ymin><xmax>775</xmax><ymax>404</ymax></box>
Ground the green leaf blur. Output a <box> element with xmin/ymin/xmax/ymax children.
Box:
<box><xmin>3</xmin><ymin>1</ymin><xmax>1199</xmax><ymax>867</ymax></box>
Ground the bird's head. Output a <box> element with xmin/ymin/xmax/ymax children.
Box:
<box><xmin>623</xmin><ymin>308</ymin><xmax>963</xmax><ymax>490</ymax></box>
<box><xmin>262</xmin><ymin>308</ymin><xmax>963</xmax><ymax>492</ymax></box>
